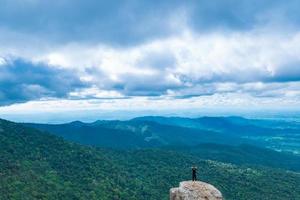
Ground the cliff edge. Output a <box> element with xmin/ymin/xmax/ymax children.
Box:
<box><xmin>170</xmin><ymin>181</ymin><xmax>223</xmax><ymax>200</ymax></box>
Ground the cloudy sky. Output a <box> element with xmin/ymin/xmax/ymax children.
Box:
<box><xmin>0</xmin><ymin>0</ymin><xmax>300</xmax><ymax>122</ymax></box>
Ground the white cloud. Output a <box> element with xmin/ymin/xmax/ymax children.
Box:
<box><xmin>1</xmin><ymin>25</ymin><xmax>300</xmax><ymax>111</ymax></box>
<box><xmin>11</xmin><ymin>29</ymin><xmax>298</xmax><ymax>84</ymax></box>
<box><xmin>0</xmin><ymin>57</ymin><xmax>6</xmax><ymax>66</ymax></box>
<box><xmin>0</xmin><ymin>92</ymin><xmax>299</xmax><ymax>115</ymax></box>
<box><xmin>69</xmin><ymin>86</ymin><xmax>124</xmax><ymax>99</ymax></box>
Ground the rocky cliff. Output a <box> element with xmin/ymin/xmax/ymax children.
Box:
<box><xmin>170</xmin><ymin>181</ymin><xmax>223</xmax><ymax>200</ymax></box>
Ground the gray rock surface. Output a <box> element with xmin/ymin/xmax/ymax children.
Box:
<box><xmin>170</xmin><ymin>181</ymin><xmax>223</xmax><ymax>200</ymax></box>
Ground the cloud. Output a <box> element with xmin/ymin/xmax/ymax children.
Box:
<box><xmin>0</xmin><ymin>0</ymin><xmax>184</xmax><ymax>46</ymax></box>
<box><xmin>0</xmin><ymin>58</ymin><xmax>88</xmax><ymax>105</ymax></box>
<box><xmin>1</xmin><ymin>28</ymin><xmax>300</xmax><ymax>105</ymax></box>
<box><xmin>1</xmin><ymin>0</ymin><xmax>300</xmax><ymax>112</ymax></box>
<box><xmin>266</xmin><ymin>61</ymin><xmax>300</xmax><ymax>82</ymax></box>
<box><xmin>1</xmin><ymin>92</ymin><xmax>299</xmax><ymax>120</ymax></box>
<box><xmin>10</xmin><ymin>29</ymin><xmax>297</xmax><ymax>98</ymax></box>
<box><xmin>1</xmin><ymin>0</ymin><xmax>300</xmax><ymax>46</ymax></box>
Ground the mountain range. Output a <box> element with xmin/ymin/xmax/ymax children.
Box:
<box><xmin>25</xmin><ymin>116</ymin><xmax>300</xmax><ymax>154</ymax></box>
<box><xmin>1</xmin><ymin>117</ymin><xmax>300</xmax><ymax>199</ymax></box>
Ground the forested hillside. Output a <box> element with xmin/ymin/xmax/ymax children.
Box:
<box><xmin>1</xmin><ymin>119</ymin><xmax>300</xmax><ymax>200</ymax></box>
<box><xmin>167</xmin><ymin>143</ymin><xmax>300</xmax><ymax>171</ymax></box>
<box><xmin>25</xmin><ymin>116</ymin><xmax>300</xmax><ymax>154</ymax></box>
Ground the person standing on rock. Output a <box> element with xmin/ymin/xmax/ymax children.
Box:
<box><xmin>192</xmin><ymin>166</ymin><xmax>197</xmax><ymax>181</ymax></box>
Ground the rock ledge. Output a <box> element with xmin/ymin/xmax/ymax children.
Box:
<box><xmin>170</xmin><ymin>181</ymin><xmax>223</xmax><ymax>200</ymax></box>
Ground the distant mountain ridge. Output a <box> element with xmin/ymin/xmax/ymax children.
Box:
<box><xmin>24</xmin><ymin>118</ymin><xmax>244</xmax><ymax>149</ymax></box>
<box><xmin>24</xmin><ymin>116</ymin><xmax>300</xmax><ymax>154</ymax></box>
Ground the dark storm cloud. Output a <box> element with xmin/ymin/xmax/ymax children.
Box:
<box><xmin>1</xmin><ymin>0</ymin><xmax>300</xmax><ymax>46</ymax></box>
<box><xmin>266</xmin><ymin>62</ymin><xmax>300</xmax><ymax>83</ymax></box>
<box><xmin>0</xmin><ymin>59</ymin><xmax>88</xmax><ymax>105</ymax></box>
<box><xmin>0</xmin><ymin>0</ymin><xmax>182</xmax><ymax>46</ymax></box>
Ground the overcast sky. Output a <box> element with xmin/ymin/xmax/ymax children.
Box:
<box><xmin>0</xmin><ymin>0</ymin><xmax>300</xmax><ymax>122</ymax></box>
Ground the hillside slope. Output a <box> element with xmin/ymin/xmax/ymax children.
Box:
<box><xmin>166</xmin><ymin>143</ymin><xmax>300</xmax><ymax>172</ymax></box>
<box><xmin>25</xmin><ymin>116</ymin><xmax>300</xmax><ymax>154</ymax></box>
<box><xmin>1</xmin><ymin>119</ymin><xmax>300</xmax><ymax>200</ymax></box>
<box><xmin>24</xmin><ymin>120</ymin><xmax>246</xmax><ymax>149</ymax></box>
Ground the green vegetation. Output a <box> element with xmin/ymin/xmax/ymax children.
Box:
<box><xmin>1</xmin><ymin>119</ymin><xmax>300</xmax><ymax>200</ymax></box>
<box><xmin>167</xmin><ymin>143</ymin><xmax>300</xmax><ymax>171</ymax></box>
<box><xmin>25</xmin><ymin>116</ymin><xmax>300</xmax><ymax>154</ymax></box>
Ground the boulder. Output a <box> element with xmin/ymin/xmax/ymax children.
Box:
<box><xmin>170</xmin><ymin>181</ymin><xmax>223</xmax><ymax>200</ymax></box>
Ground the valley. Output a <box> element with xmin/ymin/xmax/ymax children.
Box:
<box><xmin>1</xmin><ymin>117</ymin><xmax>299</xmax><ymax>199</ymax></box>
